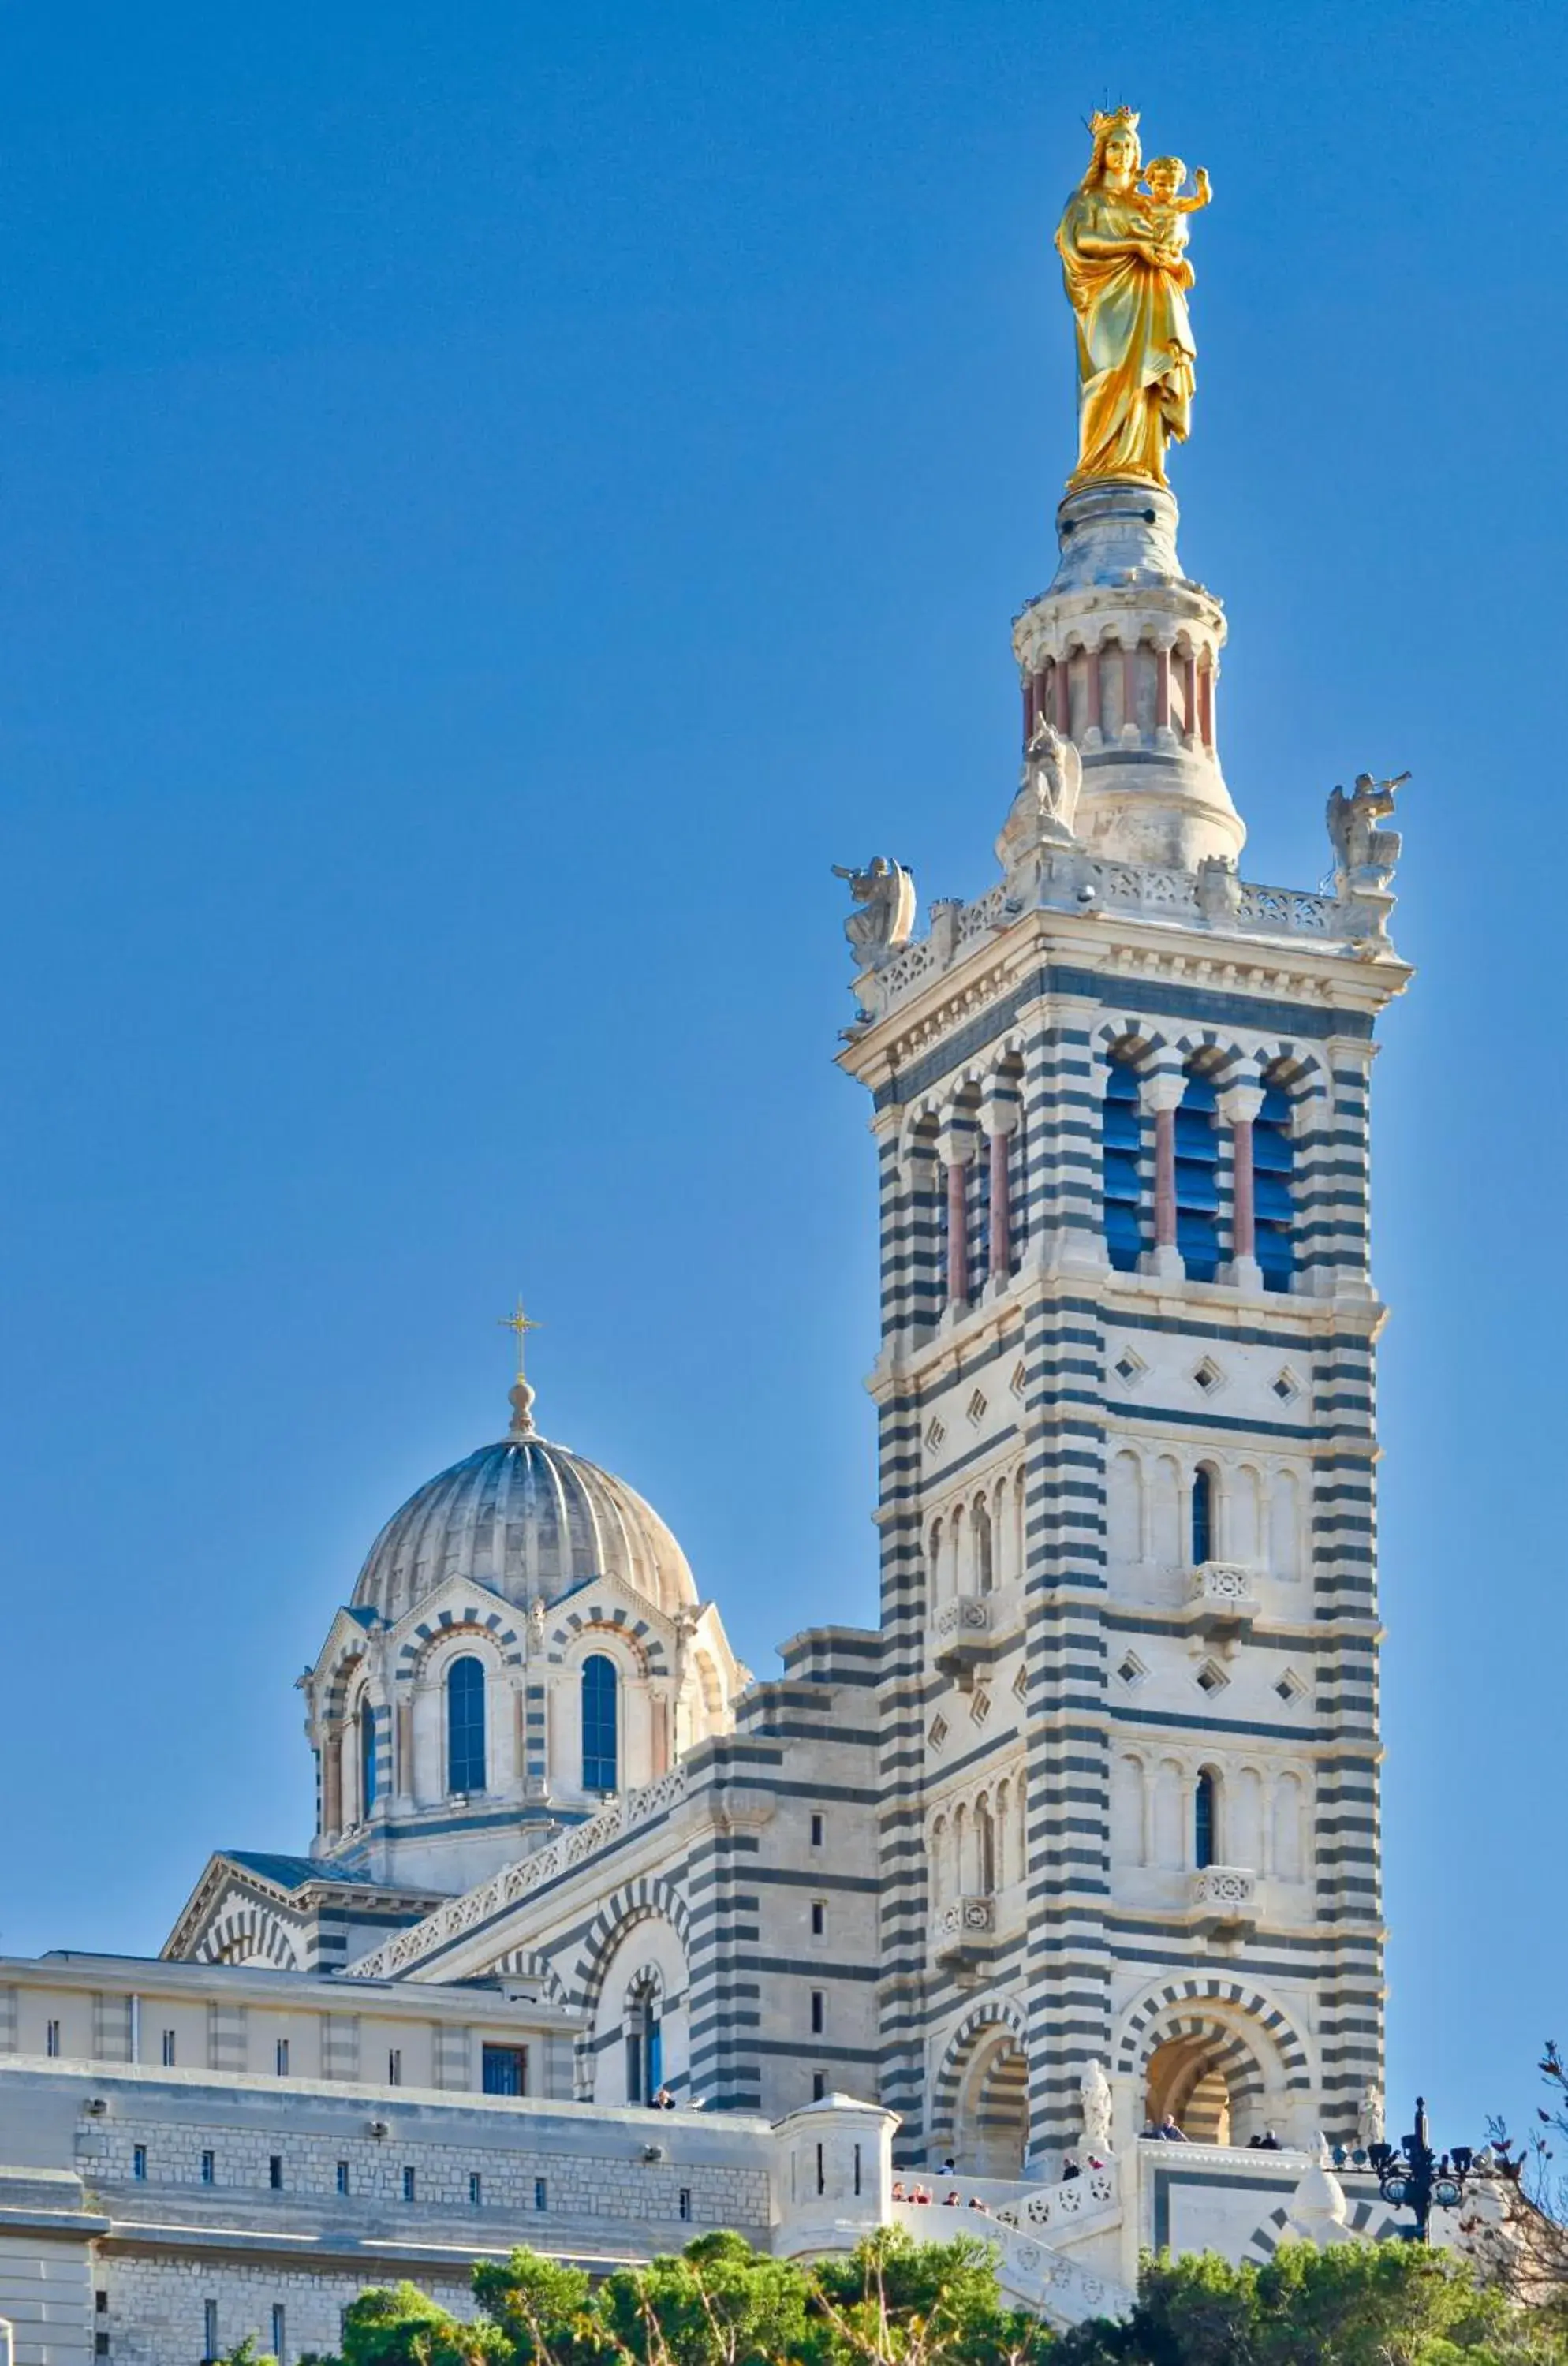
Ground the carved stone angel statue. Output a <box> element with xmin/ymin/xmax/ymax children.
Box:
<box><xmin>1078</xmin><ymin>2056</ymin><xmax>1114</xmax><ymax>2154</ymax></box>
<box><xmin>1356</xmin><ymin>2080</ymin><xmax>1385</xmax><ymax>2151</ymax></box>
<box><xmin>1326</xmin><ymin>771</ymin><xmax>1409</xmax><ymax>891</ymax></box>
<box><xmin>831</xmin><ymin>856</ymin><xmax>916</xmax><ymax>969</ymax></box>
<box><xmin>995</xmin><ymin>713</ymin><xmax>1083</xmax><ymax>892</ymax></box>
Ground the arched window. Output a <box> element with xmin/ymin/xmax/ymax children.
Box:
<box><xmin>1174</xmin><ymin>1067</ymin><xmax>1220</xmax><ymax>1282</ymax></box>
<box><xmin>1195</xmin><ymin>1769</ymin><xmax>1218</xmax><ymax>1870</ymax></box>
<box><xmin>975</xmin><ymin>1798</ymin><xmax>996</xmax><ymax>1896</ymax></box>
<box><xmin>358</xmin><ymin>1699</ymin><xmax>378</xmax><ymax>1818</ymax></box>
<box><xmin>625</xmin><ymin>1973</ymin><xmax>662</xmax><ymax>2106</ymax></box>
<box><xmin>446</xmin><ymin>1655</ymin><xmax>487</xmax><ymax>1795</ymax></box>
<box><xmin>1254</xmin><ymin>1075</ymin><xmax>1296</xmax><ymax>1293</ymax></box>
<box><xmin>1192</xmin><ymin>1465</ymin><xmax>1215</xmax><ymax>1566</ymax></box>
<box><xmin>581</xmin><ymin>1654</ymin><xmax>618</xmax><ymax>1793</ymax></box>
<box><xmin>974</xmin><ymin>1501</ymin><xmax>994</xmax><ymax>1595</ymax></box>
<box><xmin>1102</xmin><ymin>1056</ymin><xmax>1145</xmax><ymax>1271</ymax></box>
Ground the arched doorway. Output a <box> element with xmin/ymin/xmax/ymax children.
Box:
<box><xmin>953</xmin><ymin>2031</ymin><xmax>1028</xmax><ymax>2176</ymax></box>
<box><xmin>1147</xmin><ymin>2034</ymin><xmax>1233</xmax><ymax>2142</ymax></box>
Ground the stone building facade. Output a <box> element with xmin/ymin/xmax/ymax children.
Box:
<box><xmin>0</xmin><ymin>368</ymin><xmax>1414</xmax><ymax>2365</ymax></box>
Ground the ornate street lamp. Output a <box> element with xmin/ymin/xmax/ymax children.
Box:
<box><xmin>1364</xmin><ymin>2096</ymin><xmax>1476</xmax><ymax>2243</ymax></box>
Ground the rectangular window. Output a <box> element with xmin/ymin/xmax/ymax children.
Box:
<box><xmin>534</xmin><ymin>2176</ymin><xmax>548</xmax><ymax>2211</ymax></box>
<box><xmin>387</xmin><ymin>2048</ymin><xmax>402</xmax><ymax>2086</ymax></box>
<box><xmin>812</xmin><ymin>2070</ymin><xmax>826</xmax><ymax>2101</ymax></box>
<box><xmin>203</xmin><ymin>2301</ymin><xmax>218</xmax><ymax>2362</ymax></box>
<box><xmin>853</xmin><ymin>2141</ymin><xmax>862</xmax><ymax>2196</ymax></box>
<box><xmin>469</xmin><ymin>2171</ymin><xmax>483</xmax><ymax>2207</ymax></box>
<box><xmin>275</xmin><ymin>2038</ymin><xmax>289</xmax><ymax>2076</ymax></box>
<box><xmin>161</xmin><ymin>2029</ymin><xmax>176</xmax><ymax>2068</ymax></box>
<box><xmin>269</xmin><ymin>2155</ymin><xmax>283</xmax><ymax>2191</ymax></box>
<box><xmin>46</xmin><ymin>2018</ymin><xmax>61</xmax><ymax>2058</ymax></box>
<box><xmin>335</xmin><ymin>2159</ymin><xmax>349</xmax><ymax>2196</ymax></box>
<box><xmin>810</xmin><ymin>1990</ymin><xmax>825</xmax><ymax>2035</ymax></box>
<box><xmin>401</xmin><ymin>2165</ymin><xmax>416</xmax><ymax>2202</ymax></box>
<box><xmin>95</xmin><ymin>2335</ymin><xmax>109</xmax><ymax>2359</ymax></box>
<box><xmin>132</xmin><ymin>2146</ymin><xmax>147</xmax><ymax>2181</ymax></box>
<box><xmin>810</xmin><ymin>1812</ymin><xmax>824</xmax><ymax>1847</ymax></box>
<box><xmin>816</xmin><ymin>2141</ymin><xmax>824</xmax><ymax>2197</ymax></box>
<box><xmin>200</xmin><ymin>2151</ymin><xmax>215</xmax><ymax>2185</ymax></box>
<box><xmin>271</xmin><ymin>2305</ymin><xmax>286</xmax><ymax>2364</ymax></box>
<box><xmin>481</xmin><ymin>2043</ymin><xmax>528</xmax><ymax>2097</ymax></box>
<box><xmin>678</xmin><ymin>2188</ymin><xmax>692</xmax><ymax>2222</ymax></box>
<box><xmin>810</xmin><ymin>1900</ymin><xmax>825</xmax><ymax>1937</ymax></box>
<box><xmin>95</xmin><ymin>2293</ymin><xmax>108</xmax><ymax>2315</ymax></box>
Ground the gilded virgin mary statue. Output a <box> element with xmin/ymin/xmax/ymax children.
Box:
<box><xmin>1055</xmin><ymin>107</ymin><xmax>1211</xmax><ymax>491</ymax></box>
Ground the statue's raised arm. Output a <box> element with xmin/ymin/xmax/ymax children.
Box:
<box><xmin>833</xmin><ymin>856</ymin><xmax>916</xmax><ymax>969</ymax></box>
<box><xmin>1055</xmin><ymin>107</ymin><xmax>1205</xmax><ymax>491</ymax></box>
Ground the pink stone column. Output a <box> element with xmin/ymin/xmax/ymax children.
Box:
<box><xmin>1153</xmin><ymin>1108</ymin><xmax>1177</xmax><ymax>1248</ymax></box>
<box><xmin>1198</xmin><ymin>658</ymin><xmax>1214</xmax><ymax>748</ymax></box>
<box><xmin>1230</xmin><ymin>1118</ymin><xmax>1255</xmax><ymax>1259</ymax></box>
<box><xmin>1121</xmin><ymin>638</ymin><xmax>1138</xmax><ymax>735</ymax></box>
<box><xmin>988</xmin><ymin>1127</ymin><xmax>1010</xmax><ymax>1279</ymax></box>
<box><xmin>1155</xmin><ymin>644</ymin><xmax>1173</xmax><ymax>733</ymax></box>
<box><xmin>1054</xmin><ymin>652</ymin><xmax>1071</xmax><ymax>732</ymax></box>
<box><xmin>1021</xmin><ymin>672</ymin><xmax>1033</xmax><ymax>748</ymax></box>
<box><xmin>1182</xmin><ymin>650</ymin><xmax>1198</xmax><ymax>737</ymax></box>
<box><xmin>1084</xmin><ymin>644</ymin><xmax>1102</xmax><ymax>736</ymax></box>
<box><xmin>946</xmin><ymin>1156</ymin><xmax>970</xmax><ymax>1306</ymax></box>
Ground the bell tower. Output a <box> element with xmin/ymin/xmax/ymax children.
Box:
<box><xmin>837</xmin><ymin>125</ymin><xmax>1410</xmax><ymax>2174</ymax></box>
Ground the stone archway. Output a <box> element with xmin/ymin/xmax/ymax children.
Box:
<box><xmin>951</xmin><ymin>2028</ymin><xmax>1029</xmax><ymax>2176</ymax></box>
<box><xmin>1117</xmin><ymin>1974</ymin><xmax>1313</xmax><ymax>2147</ymax></box>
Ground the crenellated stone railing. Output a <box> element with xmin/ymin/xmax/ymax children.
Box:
<box><xmin>344</xmin><ymin>1765</ymin><xmax>692</xmax><ymax>1981</ymax></box>
<box><xmin>853</xmin><ymin>856</ymin><xmax>1349</xmax><ymax>1025</ymax></box>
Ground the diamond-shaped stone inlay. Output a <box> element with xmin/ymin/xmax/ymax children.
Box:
<box><xmin>966</xmin><ymin>1390</ymin><xmax>987</xmax><ymax>1427</ymax></box>
<box><xmin>1195</xmin><ymin>1658</ymin><xmax>1229</xmax><ymax>1696</ymax></box>
<box><xmin>1271</xmin><ymin>1368</ymin><xmax>1301</xmax><ymax>1405</ymax></box>
<box><xmin>1193</xmin><ymin>1357</ymin><xmax>1226</xmax><ymax>1396</ymax></box>
<box><xmin>1009</xmin><ymin>1362</ymin><xmax>1026</xmax><ymax>1398</ymax></box>
<box><xmin>969</xmin><ymin>1685</ymin><xmax>991</xmax><ymax>1725</ymax></box>
<box><xmin>1275</xmin><ymin>1668</ymin><xmax>1305</xmax><ymax>1704</ymax></box>
<box><xmin>1012</xmin><ymin>1663</ymin><xmax>1029</xmax><ymax>1700</ymax></box>
<box><xmin>924</xmin><ymin>1416</ymin><xmax>946</xmax><ymax>1452</ymax></box>
<box><xmin>1114</xmin><ymin>1346</ymin><xmax>1147</xmax><ymax>1386</ymax></box>
<box><xmin>928</xmin><ymin>1715</ymin><xmax>949</xmax><ymax>1750</ymax></box>
<box><xmin>1116</xmin><ymin>1651</ymin><xmax>1148</xmax><ymax>1689</ymax></box>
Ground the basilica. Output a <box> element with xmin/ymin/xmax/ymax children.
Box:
<box><xmin>0</xmin><ymin>118</ymin><xmax>1421</xmax><ymax>2366</ymax></box>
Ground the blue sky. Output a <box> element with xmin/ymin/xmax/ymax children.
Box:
<box><xmin>0</xmin><ymin>0</ymin><xmax>1559</xmax><ymax>2155</ymax></box>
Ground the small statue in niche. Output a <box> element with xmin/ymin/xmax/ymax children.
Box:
<box><xmin>1326</xmin><ymin>771</ymin><xmax>1409</xmax><ymax>892</ymax></box>
<box><xmin>1078</xmin><ymin>2055</ymin><xmax>1114</xmax><ymax>2155</ymax></box>
<box><xmin>995</xmin><ymin>713</ymin><xmax>1083</xmax><ymax>890</ymax></box>
<box><xmin>1356</xmin><ymin>2080</ymin><xmax>1386</xmax><ymax>2151</ymax></box>
<box><xmin>831</xmin><ymin>856</ymin><xmax>917</xmax><ymax>968</ymax></box>
<box><xmin>527</xmin><ymin>1597</ymin><xmax>547</xmax><ymax>1652</ymax></box>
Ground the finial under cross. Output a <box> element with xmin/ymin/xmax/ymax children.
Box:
<box><xmin>498</xmin><ymin>1296</ymin><xmax>540</xmax><ymax>1381</ymax></box>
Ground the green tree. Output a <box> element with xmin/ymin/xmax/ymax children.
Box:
<box><xmin>334</xmin><ymin>2279</ymin><xmax>506</xmax><ymax>2366</ymax></box>
<box><xmin>1054</xmin><ymin>2241</ymin><xmax>1568</xmax><ymax>2366</ymax></box>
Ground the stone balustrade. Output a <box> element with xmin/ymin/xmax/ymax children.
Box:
<box><xmin>931</xmin><ymin>1595</ymin><xmax>991</xmax><ymax>1682</ymax></box>
<box><xmin>1185</xmin><ymin>1561</ymin><xmax>1257</xmax><ymax>1633</ymax></box>
<box><xmin>345</xmin><ymin>1766</ymin><xmax>692</xmax><ymax>1981</ymax></box>
<box><xmin>930</xmin><ymin>1897</ymin><xmax>994</xmax><ymax>1969</ymax></box>
<box><xmin>1190</xmin><ymin>1865</ymin><xmax>1258</xmax><ymax>1931</ymax></box>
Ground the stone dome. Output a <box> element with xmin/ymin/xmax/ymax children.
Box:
<box><xmin>352</xmin><ymin>1386</ymin><xmax>697</xmax><ymax>1626</ymax></box>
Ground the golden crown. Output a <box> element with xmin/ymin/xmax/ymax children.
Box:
<box><xmin>1088</xmin><ymin>106</ymin><xmax>1140</xmax><ymax>136</ymax></box>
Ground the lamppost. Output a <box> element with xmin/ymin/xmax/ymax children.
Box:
<box><xmin>1365</xmin><ymin>2095</ymin><xmax>1475</xmax><ymax>2243</ymax></box>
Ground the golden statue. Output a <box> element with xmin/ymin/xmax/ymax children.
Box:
<box><xmin>1055</xmin><ymin>107</ymin><xmax>1212</xmax><ymax>491</ymax></box>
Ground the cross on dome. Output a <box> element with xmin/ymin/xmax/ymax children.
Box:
<box><xmin>498</xmin><ymin>1293</ymin><xmax>541</xmax><ymax>1438</ymax></box>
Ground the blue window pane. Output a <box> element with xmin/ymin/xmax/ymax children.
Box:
<box><xmin>1260</xmin><ymin>1084</ymin><xmax>1292</xmax><ymax>1125</ymax></box>
<box><xmin>1104</xmin><ymin>1149</ymin><xmax>1142</xmax><ymax>1196</ymax></box>
<box><xmin>1192</xmin><ymin>1468</ymin><xmax>1214</xmax><ymax>1565</ymax></box>
<box><xmin>582</xmin><ymin>1654</ymin><xmax>618</xmax><ymax>1793</ymax></box>
<box><xmin>1195</xmin><ymin>1771</ymin><xmax>1216</xmax><ymax>1869</ymax></box>
<box><xmin>1105</xmin><ymin>1064</ymin><xmax>1141</xmax><ymax>1103</ymax></box>
<box><xmin>1103</xmin><ymin>1106</ymin><xmax>1142</xmax><ymax>1151</ymax></box>
<box><xmin>1106</xmin><ymin>1208</ymin><xmax>1143</xmax><ymax>1272</ymax></box>
<box><xmin>1254</xmin><ymin>1174</ymin><xmax>1294</xmax><ymax>1222</ymax></box>
<box><xmin>1182</xmin><ymin>1073</ymin><xmax>1219</xmax><ymax>1114</ymax></box>
<box><xmin>360</xmin><ymin>1705</ymin><xmax>377</xmax><ymax>1813</ymax></box>
<box><xmin>1253</xmin><ymin>1130</ymin><xmax>1295</xmax><ymax>1175</ymax></box>
<box><xmin>1257</xmin><ymin>1227</ymin><xmax>1294</xmax><ymax>1291</ymax></box>
<box><xmin>1174</xmin><ymin>1162</ymin><xmax>1220</xmax><ymax>1212</ymax></box>
<box><xmin>446</xmin><ymin>1655</ymin><xmax>486</xmax><ymax>1794</ymax></box>
<box><xmin>1174</xmin><ymin>1109</ymin><xmax>1216</xmax><ymax>1156</ymax></box>
<box><xmin>482</xmin><ymin>2045</ymin><xmax>528</xmax><ymax>2096</ymax></box>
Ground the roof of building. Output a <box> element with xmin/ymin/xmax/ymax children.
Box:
<box><xmin>351</xmin><ymin>1380</ymin><xmax>696</xmax><ymax>1628</ymax></box>
<box><xmin>223</xmin><ymin>1851</ymin><xmax>368</xmax><ymax>1890</ymax></box>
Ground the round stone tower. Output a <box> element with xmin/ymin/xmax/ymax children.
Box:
<box><xmin>1012</xmin><ymin>480</ymin><xmax>1241</xmax><ymax>869</ymax></box>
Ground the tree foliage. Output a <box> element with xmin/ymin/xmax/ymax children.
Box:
<box><xmin>302</xmin><ymin>2226</ymin><xmax>1568</xmax><ymax>2366</ymax></box>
